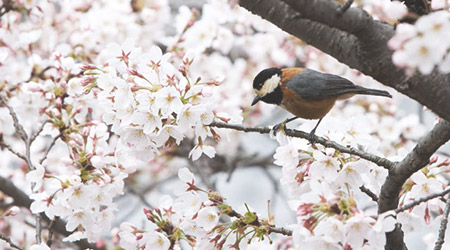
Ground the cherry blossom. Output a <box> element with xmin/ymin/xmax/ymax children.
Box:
<box><xmin>0</xmin><ymin>0</ymin><xmax>449</xmax><ymax>249</ymax></box>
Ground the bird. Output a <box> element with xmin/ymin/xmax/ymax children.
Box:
<box><xmin>251</xmin><ymin>67</ymin><xmax>392</xmax><ymax>143</ymax></box>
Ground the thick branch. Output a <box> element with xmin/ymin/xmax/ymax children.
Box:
<box><xmin>238</xmin><ymin>0</ymin><xmax>450</xmax><ymax>123</ymax></box>
<box><xmin>434</xmin><ymin>195</ymin><xmax>450</xmax><ymax>250</ymax></box>
<box><xmin>0</xmin><ymin>176</ymin><xmax>100</xmax><ymax>250</ymax></box>
<box><xmin>378</xmin><ymin>120</ymin><xmax>450</xmax><ymax>250</ymax></box>
<box><xmin>210</xmin><ymin>121</ymin><xmax>394</xmax><ymax>169</ymax></box>
<box><xmin>281</xmin><ymin>0</ymin><xmax>381</xmax><ymax>41</ymax></box>
<box><xmin>239</xmin><ymin>0</ymin><xmax>361</xmax><ymax>68</ymax></box>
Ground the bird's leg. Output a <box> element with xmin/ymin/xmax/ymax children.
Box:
<box><xmin>272</xmin><ymin>117</ymin><xmax>298</xmax><ymax>135</ymax></box>
<box><xmin>308</xmin><ymin>118</ymin><xmax>323</xmax><ymax>144</ymax></box>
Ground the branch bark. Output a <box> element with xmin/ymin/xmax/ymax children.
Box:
<box><xmin>238</xmin><ymin>0</ymin><xmax>450</xmax><ymax>123</ymax></box>
<box><xmin>403</xmin><ymin>0</ymin><xmax>430</xmax><ymax>16</ymax></box>
<box><xmin>395</xmin><ymin>187</ymin><xmax>450</xmax><ymax>214</ymax></box>
<box><xmin>0</xmin><ymin>233</ymin><xmax>23</xmax><ymax>250</ymax></box>
<box><xmin>210</xmin><ymin>121</ymin><xmax>395</xmax><ymax>169</ymax></box>
<box><xmin>434</xmin><ymin>194</ymin><xmax>450</xmax><ymax>250</ymax></box>
<box><xmin>378</xmin><ymin>120</ymin><xmax>450</xmax><ymax>250</ymax></box>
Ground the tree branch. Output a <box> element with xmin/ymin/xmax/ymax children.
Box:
<box><xmin>0</xmin><ymin>139</ymin><xmax>27</xmax><ymax>161</ymax></box>
<box><xmin>403</xmin><ymin>0</ymin><xmax>430</xmax><ymax>16</ymax></box>
<box><xmin>209</xmin><ymin>121</ymin><xmax>394</xmax><ymax>169</ymax></box>
<box><xmin>0</xmin><ymin>95</ymin><xmax>29</xmax><ymax>143</ymax></box>
<box><xmin>0</xmin><ymin>95</ymin><xmax>43</xmax><ymax>242</ymax></box>
<box><xmin>238</xmin><ymin>0</ymin><xmax>450</xmax><ymax>123</ymax></box>
<box><xmin>0</xmin><ymin>0</ymin><xmax>15</xmax><ymax>18</ymax></box>
<box><xmin>0</xmin><ymin>233</ymin><xmax>23</xmax><ymax>250</ymax></box>
<box><xmin>378</xmin><ymin>120</ymin><xmax>450</xmax><ymax>250</ymax></box>
<box><xmin>239</xmin><ymin>0</ymin><xmax>361</xmax><ymax>69</ymax></box>
<box><xmin>434</xmin><ymin>194</ymin><xmax>450</xmax><ymax>250</ymax></box>
<box><xmin>268</xmin><ymin>226</ymin><xmax>292</xmax><ymax>236</ymax></box>
<box><xmin>360</xmin><ymin>185</ymin><xmax>378</xmax><ymax>202</ymax></box>
<box><xmin>395</xmin><ymin>187</ymin><xmax>450</xmax><ymax>214</ymax></box>
<box><xmin>281</xmin><ymin>0</ymin><xmax>380</xmax><ymax>41</ymax></box>
<box><xmin>39</xmin><ymin>134</ymin><xmax>61</xmax><ymax>165</ymax></box>
<box><xmin>29</xmin><ymin>121</ymin><xmax>47</xmax><ymax>144</ymax></box>
<box><xmin>227</xmin><ymin>207</ymin><xmax>293</xmax><ymax>236</ymax></box>
<box><xmin>126</xmin><ymin>186</ymin><xmax>154</xmax><ymax>209</ymax></box>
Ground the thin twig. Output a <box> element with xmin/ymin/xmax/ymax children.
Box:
<box><xmin>434</xmin><ymin>194</ymin><xmax>450</xmax><ymax>250</ymax></box>
<box><xmin>0</xmin><ymin>95</ymin><xmax>42</xmax><ymax>243</ymax></box>
<box><xmin>0</xmin><ymin>140</ymin><xmax>27</xmax><ymax>161</ymax></box>
<box><xmin>395</xmin><ymin>187</ymin><xmax>450</xmax><ymax>214</ymax></box>
<box><xmin>127</xmin><ymin>186</ymin><xmax>154</xmax><ymax>209</ymax></box>
<box><xmin>268</xmin><ymin>226</ymin><xmax>293</xmax><ymax>236</ymax></box>
<box><xmin>35</xmin><ymin>215</ymin><xmax>42</xmax><ymax>244</ymax></box>
<box><xmin>261</xmin><ymin>167</ymin><xmax>279</xmax><ymax>193</ymax></box>
<box><xmin>0</xmin><ymin>233</ymin><xmax>23</xmax><ymax>250</ymax></box>
<box><xmin>47</xmin><ymin>219</ymin><xmax>56</xmax><ymax>247</ymax></box>
<box><xmin>360</xmin><ymin>185</ymin><xmax>378</xmax><ymax>202</ymax></box>
<box><xmin>30</xmin><ymin>121</ymin><xmax>48</xmax><ymax>143</ymax></box>
<box><xmin>437</xmin><ymin>150</ymin><xmax>450</xmax><ymax>158</ymax></box>
<box><xmin>191</xmin><ymin>161</ymin><xmax>216</xmax><ymax>191</ymax></box>
<box><xmin>209</xmin><ymin>121</ymin><xmax>394</xmax><ymax>170</ymax></box>
<box><xmin>227</xmin><ymin>208</ymin><xmax>293</xmax><ymax>236</ymax></box>
<box><xmin>0</xmin><ymin>95</ymin><xmax>28</xmax><ymax>142</ymax></box>
<box><xmin>39</xmin><ymin>134</ymin><xmax>61</xmax><ymax>164</ymax></box>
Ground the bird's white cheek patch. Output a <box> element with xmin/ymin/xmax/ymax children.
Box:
<box><xmin>260</xmin><ymin>74</ymin><xmax>280</xmax><ymax>96</ymax></box>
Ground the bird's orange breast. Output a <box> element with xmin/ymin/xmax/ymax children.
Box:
<box><xmin>280</xmin><ymin>86</ymin><xmax>336</xmax><ymax>120</ymax></box>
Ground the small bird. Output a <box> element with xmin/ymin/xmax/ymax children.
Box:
<box><xmin>251</xmin><ymin>67</ymin><xmax>392</xmax><ymax>142</ymax></box>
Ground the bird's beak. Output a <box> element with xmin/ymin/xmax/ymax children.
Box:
<box><xmin>251</xmin><ymin>96</ymin><xmax>261</xmax><ymax>106</ymax></box>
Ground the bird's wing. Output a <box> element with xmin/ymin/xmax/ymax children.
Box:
<box><xmin>284</xmin><ymin>69</ymin><xmax>362</xmax><ymax>100</ymax></box>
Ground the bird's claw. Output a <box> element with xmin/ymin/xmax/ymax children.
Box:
<box><xmin>272</xmin><ymin>120</ymin><xmax>287</xmax><ymax>136</ymax></box>
<box><xmin>307</xmin><ymin>132</ymin><xmax>316</xmax><ymax>145</ymax></box>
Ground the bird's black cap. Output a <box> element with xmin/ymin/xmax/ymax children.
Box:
<box><xmin>253</xmin><ymin>67</ymin><xmax>282</xmax><ymax>90</ymax></box>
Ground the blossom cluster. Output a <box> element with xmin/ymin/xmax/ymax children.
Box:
<box><xmin>1</xmin><ymin>0</ymin><xmax>450</xmax><ymax>249</ymax></box>
<box><xmin>23</xmin><ymin>40</ymin><xmax>238</xmax><ymax>243</ymax></box>
<box><xmin>390</xmin><ymin>11</ymin><xmax>450</xmax><ymax>74</ymax></box>
<box><xmin>271</xmin><ymin>47</ymin><xmax>450</xmax><ymax>249</ymax></box>
<box><xmin>91</xmin><ymin>42</ymin><xmax>224</xmax><ymax>162</ymax></box>
<box><xmin>272</xmin><ymin>119</ymin><xmax>448</xmax><ymax>249</ymax></box>
<box><xmin>118</xmin><ymin>168</ymin><xmax>276</xmax><ymax>250</ymax></box>
<box><xmin>361</xmin><ymin>0</ymin><xmax>408</xmax><ymax>22</ymax></box>
<box><xmin>273</xmin><ymin>131</ymin><xmax>393</xmax><ymax>249</ymax></box>
<box><xmin>0</xmin><ymin>0</ymin><xmax>294</xmax><ymax>247</ymax></box>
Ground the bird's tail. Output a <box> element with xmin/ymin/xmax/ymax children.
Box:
<box><xmin>353</xmin><ymin>87</ymin><xmax>392</xmax><ymax>98</ymax></box>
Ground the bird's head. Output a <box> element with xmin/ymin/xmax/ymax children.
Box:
<box><xmin>252</xmin><ymin>67</ymin><xmax>282</xmax><ymax>106</ymax></box>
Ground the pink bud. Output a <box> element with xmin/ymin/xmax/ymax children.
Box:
<box><xmin>4</xmin><ymin>206</ymin><xmax>20</xmax><ymax>216</ymax></box>
<box><xmin>179</xmin><ymin>65</ymin><xmax>187</xmax><ymax>77</ymax></box>
<box><xmin>127</xmin><ymin>68</ymin><xmax>145</xmax><ymax>78</ymax></box>
<box><xmin>81</xmin><ymin>64</ymin><xmax>96</xmax><ymax>71</ymax></box>
<box><xmin>81</xmin><ymin>76</ymin><xmax>95</xmax><ymax>86</ymax></box>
